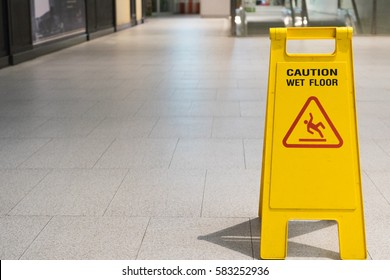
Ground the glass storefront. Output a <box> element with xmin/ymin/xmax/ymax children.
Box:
<box><xmin>0</xmin><ymin>0</ymin><xmax>8</xmax><ymax>59</ymax></box>
<box><xmin>151</xmin><ymin>0</ymin><xmax>175</xmax><ymax>14</ymax></box>
<box><xmin>30</xmin><ymin>0</ymin><xmax>86</xmax><ymax>44</ymax></box>
<box><xmin>150</xmin><ymin>0</ymin><xmax>200</xmax><ymax>15</ymax></box>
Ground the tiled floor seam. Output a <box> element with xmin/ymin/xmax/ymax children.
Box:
<box><xmin>200</xmin><ymin>170</ymin><xmax>208</xmax><ymax>218</ymax></box>
<box><xmin>363</xmin><ymin>170</ymin><xmax>390</xmax><ymax>205</ymax></box>
<box><xmin>242</xmin><ymin>139</ymin><xmax>247</xmax><ymax>169</ymax></box>
<box><xmin>84</xmin><ymin>116</ymin><xmax>109</xmax><ymax>137</ymax></box>
<box><xmin>367</xmin><ymin>250</ymin><xmax>373</xmax><ymax>260</ymax></box>
<box><xmin>372</xmin><ymin>138</ymin><xmax>390</xmax><ymax>158</ymax></box>
<box><xmin>5</xmin><ymin>169</ymin><xmax>53</xmax><ymax>215</ymax></box>
<box><xmin>18</xmin><ymin>215</ymin><xmax>54</xmax><ymax>260</ymax></box>
<box><xmin>210</xmin><ymin>117</ymin><xmax>215</xmax><ymax>138</ymax></box>
<box><xmin>135</xmin><ymin>217</ymin><xmax>151</xmax><ymax>260</ymax></box>
<box><xmin>130</xmin><ymin>97</ymin><xmax>149</xmax><ymax>118</ymax></box>
<box><xmin>91</xmin><ymin>138</ymin><xmax>117</xmax><ymax>169</ymax></box>
<box><xmin>102</xmin><ymin>169</ymin><xmax>131</xmax><ymax>216</ymax></box>
<box><xmin>15</xmin><ymin>138</ymin><xmax>53</xmax><ymax>168</ymax></box>
<box><xmin>147</xmin><ymin>117</ymin><xmax>161</xmax><ymax>138</ymax></box>
<box><xmin>249</xmin><ymin>217</ymin><xmax>256</xmax><ymax>260</ymax></box>
<box><xmin>167</xmin><ymin>138</ymin><xmax>180</xmax><ymax>169</ymax></box>
<box><xmin>28</xmin><ymin>117</ymin><xmax>53</xmax><ymax>135</ymax></box>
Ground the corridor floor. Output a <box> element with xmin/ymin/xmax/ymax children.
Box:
<box><xmin>0</xmin><ymin>16</ymin><xmax>389</xmax><ymax>260</ymax></box>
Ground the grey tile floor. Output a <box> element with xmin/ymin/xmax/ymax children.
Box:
<box><xmin>0</xmin><ymin>16</ymin><xmax>390</xmax><ymax>260</ymax></box>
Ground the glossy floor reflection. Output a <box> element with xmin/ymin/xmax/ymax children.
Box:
<box><xmin>0</xmin><ymin>16</ymin><xmax>390</xmax><ymax>260</ymax></box>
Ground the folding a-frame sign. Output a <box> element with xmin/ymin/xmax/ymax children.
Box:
<box><xmin>259</xmin><ymin>27</ymin><xmax>366</xmax><ymax>259</ymax></box>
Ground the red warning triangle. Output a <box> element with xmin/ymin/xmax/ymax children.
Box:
<box><xmin>283</xmin><ymin>96</ymin><xmax>343</xmax><ymax>148</ymax></box>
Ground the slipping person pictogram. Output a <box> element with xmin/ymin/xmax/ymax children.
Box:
<box><xmin>283</xmin><ymin>96</ymin><xmax>343</xmax><ymax>148</ymax></box>
<box><xmin>304</xmin><ymin>113</ymin><xmax>325</xmax><ymax>138</ymax></box>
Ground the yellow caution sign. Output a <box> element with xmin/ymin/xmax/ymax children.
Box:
<box><xmin>259</xmin><ymin>27</ymin><xmax>366</xmax><ymax>259</ymax></box>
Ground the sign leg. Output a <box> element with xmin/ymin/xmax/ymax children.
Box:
<box><xmin>338</xmin><ymin>213</ymin><xmax>367</xmax><ymax>259</ymax></box>
<box><xmin>260</xmin><ymin>215</ymin><xmax>288</xmax><ymax>259</ymax></box>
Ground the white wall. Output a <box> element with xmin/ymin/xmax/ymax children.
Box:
<box><xmin>136</xmin><ymin>0</ymin><xmax>142</xmax><ymax>21</ymax></box>
<box><xmin>200</xmin><ymin>0</ymin><xmax>230</xmax><ymax>17</ymax></box>
<box><xmin>116</xmin><ymin>0</ymin><xmax>131</xmax><ymax>26</ymax></box>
